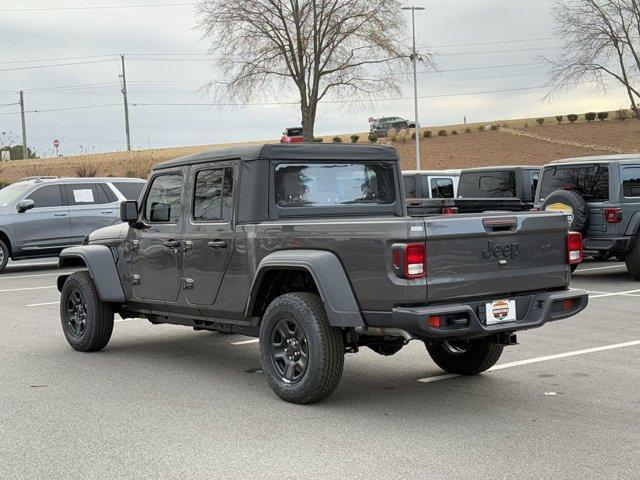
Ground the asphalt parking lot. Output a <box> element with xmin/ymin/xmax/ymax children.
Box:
<box><xmin>1</xmin><ymin>259</ymin><xmax>638</xmax><ymax>479</ymax></box>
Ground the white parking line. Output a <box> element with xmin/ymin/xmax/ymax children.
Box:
<box><xmin>0</xmin><ymin>272</ymin><xmax>62</xmax><ymax>280</ymax></box>
<box><xmin>27</xmin><ymin>301</ymin><xmax>59</xmax><ymax>307</ymax></box>
<box><xmin>0</xmin><ymin>286</ymin><xmax>57</xmax><ymax>293</ymax></box>
<box><xmin>577</xmin><ymin>264</ymin><xmax>626</xmax><ymax>273</ymax></box>
<box><xmin>417</xmin><ymin>339</ymin><xmax>640</xmax><ymax>384</ymax></box>
<box><xmin>232</xmin><ymin>338</ymin><xmax>260</xmax><ymax>345</ymax></box>
<box><xmin>590</xmin><ymin>288</ymin><xmax>640</xmax><ymax>299</ymax></box>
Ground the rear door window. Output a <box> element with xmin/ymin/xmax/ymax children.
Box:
<box><xmin>430</xmin><ymin>178</ymin><xmax>454</xmax><ymax>198</ymax></box>
<box><xmin>193</xmin><ymin>168</ymin><xmax>233</xmax><ymax>222</ymax></box>
<box><xmin>27</xmin><ymin>185</ymin><xmax>65</xmax><ymax>208</ymax></box>
<box><xmin>65</xmin><ymin>184</ymin><xmax>103</xmax><ymax>206</ymax></box>
<box><xmin>458</xmin><ymin>171</ymin><xmax>516</xmax><ymax>198</ymax></box>
<box><xmin>539</xmin><ymin>165</ymin><xmax>609</xmax><ymax>201</ymax></box>
<box><xmin>622</xmin><ymin>167</ymin><xmax>640</xmax><ymax>198</ymax></box>
<box><xmin>112</xmin><ymin>182</ymin><xmax>144</xmax><ymax>201</ymax></box>
<box><xmin>403</xmin><ymin>176</ymin><xmax>417</xmax><ymax>198</ymax></box>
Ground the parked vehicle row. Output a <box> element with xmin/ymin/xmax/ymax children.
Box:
<box><xmin>56</xmin><ymin>144</ymin><xmax>587</xmax><ymax>405</ymax></box>
<box><xmin>0</xmin><ymin>177</ymin><xmax>145</xmax><ymax>272</ymax></box>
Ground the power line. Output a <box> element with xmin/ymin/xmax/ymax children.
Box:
<box><xmin>0</xmin><ymin>3</ymin><xmax>192</xmax><ymax>13</ymax></box>
<box><xmin>0</xmin><ymin>59</ymin><xmax>118</xmax><ymax>73</ymax></box>
<box><xmin>431</xmin><ymin>37</ymin><xmax>557</xmax><ymax>48</ymax></box>
<box><xmin>0</xmin><ymin>54</ymin><xmax>117</xmax><ymax>65</ymax></box>
<box><xmin>0</xmin><ymin>104</ymin><xmax>122</xmax><ymax>116</ymax></box>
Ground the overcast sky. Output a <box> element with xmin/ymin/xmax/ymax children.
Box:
<box><xmin>0</xmin><ymin>0</ymin><xmax>631</xmax><ymax>157</ymax></box>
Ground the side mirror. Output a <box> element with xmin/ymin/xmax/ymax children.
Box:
<box><xmin>119</xmin><ymin>200</ymin><xmax>139</xmax><ymax>223</ymax></box>
<box><xmin>17</xmin><ymin>199</ymin><xmax>34</xmax><ymax>213</ymax></box>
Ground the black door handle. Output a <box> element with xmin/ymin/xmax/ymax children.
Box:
<box><xmin>163</xmin><ymin>239</ymin><xmax>181</xmax><ymax>248</ymax></box>
<box><xmin>208</xmin><ymin>240</ymin><xmax>227</xmax><ymax>250</ymax></box>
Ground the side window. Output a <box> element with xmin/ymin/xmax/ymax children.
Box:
<box><xmin>27</xmin><ymin>185</ymin><xmax>64</xmax><ymax>208</ymax></box>
<box><xmin>622</xmin><ymin>167</ymin><xmax>640</xmax><ymax>198</ymax></box>
<box><xmin>99</xmin><ymin>184</ymin><xmax>118</xmax><ymax>203</ymax></box>
<box><xmin>193</xmin><ymin>168</ymin><xmax>233</xmax><ymax>222</ymax></box>
<box><xmin>66</xmin><ymin>184</ymin><xmax>101</xmax><ymax>206</ymax></box>
<box><xmin>112</xmin><ymin>182</ymin><xmax>144</xmax><ymax>201</ymax></box>
<box><xmin>144</xmin><ymin>173</ymin><xmax>183</xmax><ymax>223</ymax></box>
<box><xmin>531</xmin><ymin>172</ymin><xmax>540</xmax><ymax>199</ymax></box>
<box><xmin>403</xmin><ymin>176</ymin><xmax>417</xmax><ymax>198</ymax></box>
<box><xmin>430</xmin><ymin>178</ymin><xmax>454</xmax><ymax>198</ymax></box>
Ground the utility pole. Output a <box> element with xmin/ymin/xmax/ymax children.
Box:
<box><xmin>120</xmin><ymin>54</ymin><xmax>132</xmax><ymax>151</ymax></box>
<box><xmin>19</xmin><ymin>90</ymin><xmax>28</xmax><ymax>160</ymax></box>
<box><xmin>402</xmin><ymin>6</ymin><xmax>425</xmax><ymax>170</ymax></box>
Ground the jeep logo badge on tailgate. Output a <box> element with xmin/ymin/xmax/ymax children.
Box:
<box><xmin>482</xmin><ymin>240</ymin><xmax>520</xmax><ymax>260</ymax></box>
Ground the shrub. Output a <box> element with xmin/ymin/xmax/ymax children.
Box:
<box><xmin>350</xmin><ymin>134</ymin><xmax>359</xmax><ymax>144</ymax></box>
<box><xmin>423</xmin><ymin>130</ymin><xmax>432</xmax><ymax>138</ymax></box>
<box><xmin>567</xmin><ymin>114</ymin><xmax>579</xmax><ymax>123</ymax></box>
<box><xmin>20</xmin><ymin>160</ymin><xmax>54</xmax><ymax>178</ymax></box>
<box><xmin>616</xmin><ymin>108</ymin><xmax>630</xmax><ymax>121</ymax></box>
<box><xmin>368</xmin><ymin>132</ymin><xmax>377</xmax><ymax>143</ymax></box>
<box><xmin>597</xmin><ymin>112</ymin><xmax>609</xmax><ymax>121</ymax></box>
<box><xmin>536</xmin><ymin>118</ymin><xmax>545</xmax><ymax>125</ymax></box>
<box><xmin>438</xmin><ymin>130</ymin><xmax>447</xmax><ymax>136</ymax></box>
<box><xmin>523</xmin><ymin>123</ymin><xmax>529</xmax><ymax>128</ymax></box>
<box><xmin>465</xmin><ymin>127</ymin><xmax>472</xmax><ymax>133</ymax></box>
<box><xmin>477</xmin><ymin>125</ymin><xmax>485</xmax><ymax>132</ymax></box>
<box><xmin>585</xmin><ymin>112</ymin><xmax>597</xmax><ymax>122</ymax></box>
<box><xmin>74</xmin><ymin>157</ymin><xmax>100</xmax><ymax>177</ymax></box>
<box><xmin>451</xmin><ymin>130</ymin><xmax>458</xmax><ymax>135</ymax></box>
<box><xmin>411</xmin><ymin>132</ymin><xmax>416</xmax><ymax>140</ymax></box>
<box><xmin>313</xmin><ymin>137</ymin><xmax>324</xmax><ymax>142</ymax></box>
<box><xmin>555</xmin><ymin>115</ymin><xmax>563</xmax><ymax>124</ymax></box>
<box><xmin>490</xmin><ymin>124</ymin><xmax>499</xmax><ymax>131</ymax></box>
<box><xmin>332</xmin><ymin>136</ymin><xmax>342</xmax><ymax>143</ymax></box>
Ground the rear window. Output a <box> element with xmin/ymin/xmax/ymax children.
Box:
<box><xmin>430</xmin><ymin>177</ymin><xmax>454</xmax><ymax>198</ymax></box>
<box><xmin>458</xmin><ymin>171</ymin><xmax>516</xmax><ymax>198</ymax></box>
<box><xmin>539</xmin><ymin>165</ymin><xmax>609</xmax><ymax>201</ymax></box>
<box><xmin>286</xmin><ymin>128</ymin><xmax>303</xmax><ymax>137</ymax></box>
<box><xmin>275</xmin><ymin>162</ymin><xmax>395</xmax><ymax>208</ymax></box>
<box><xmin>622</xmin><ymin>167</ymin><xmax>640</xmax><ymax>198</ymax></box>
<box><xmin>112</xmin><ymin>182</ymin><xmax>144</xmax><ymax>200</ymax></box>
<box><xmin>403</xmin><ymin>176</ymin><xmax>417</xmax><ymax>198</ymax></box>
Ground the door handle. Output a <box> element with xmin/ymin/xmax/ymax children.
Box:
<box><xmin>101</xmin><ymin>210</ymin><xmax>114</xmax><ymax>214</ymax></box>
<box><xmin>162</xmin><ymin>239</ymin><xmax>181</xmax><ymax>248</ymax></box>
<box><xmin>54</xmin><ymin>213</ymin><xmax>68</xmax><ymax>217</ymax></box>
<box><xmin>208</xmin><ymin>240</ymin><xmax>227</xmax><ymax>250</ymax></box>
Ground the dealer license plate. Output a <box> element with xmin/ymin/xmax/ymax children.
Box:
<box><xmin>485</xmin><ymin>299</ymin><xmax>516</xmax><ymax>325</ymax></box>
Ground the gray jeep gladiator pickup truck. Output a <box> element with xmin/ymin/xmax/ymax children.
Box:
<box><xmin>57</xmin><ymin>144</ymin><xmax>588</xmax><ymax>404</ymax></box>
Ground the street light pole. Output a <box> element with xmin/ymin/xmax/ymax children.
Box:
<box><xmin>402</xmin><ymin>5</ymin><xmax>425</xmax><ymax>170</ymax></box>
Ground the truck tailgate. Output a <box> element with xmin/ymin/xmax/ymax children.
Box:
<box><xmin>424</xmin><ymin>212</ymin><xmax>569</xmax><ymax>302</ymax></box>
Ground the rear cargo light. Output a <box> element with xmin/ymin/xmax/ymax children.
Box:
<box><xmin>604</xmin><ymin>207</ymin><xmax>622</xmax><ymax>224</ymax></box>
<box><xmin>563</xmin><ymin>298</ymin><xmax>576</xmax><ymax>311</ymax></box>
<box><xmin>427</xmin><ymin>315</ymin><xmax>441</xmax><ymax>328</ymax></box>
<box><xmin>566</xmin><ymin>231</ymin><xmax>583</xmax><ymax>265</ymax></box>
<box><xmin>391</xmin><ymin>243</ymin><xmax>426</xmax><ymax>279</ymax></box>
<box><xmin>442</xmin><ymin>206</ymin><xmax>458</xmax><ymax>215</ymax></box>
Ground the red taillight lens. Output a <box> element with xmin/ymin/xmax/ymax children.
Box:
<box><xmin>563</xmin><ymin>298</ymin><xmax>576</xmax><ymax>311</ymax></box>
<box><xmin>604</xmin><ymin>207</ymin><xmax>622</xmax><ymax>224</ymax></box>
<box><xmin>567</xmin><ymin>231</ymin><xmax>583</xmax><ymax>265</ymax></box>
<box><xmin>427</xmin><ymin>315</ymin><xmax>441</xmax><ymax>328</ymax></box>
<box><xmin>391</xmin><ymin>242</ymin><xmax>426</xmax><ymax>279</ymax></box>
<box><xmin>442</xmin><ymin>206</ymin><xmax>458</xmax><ymax>215</ymax></box>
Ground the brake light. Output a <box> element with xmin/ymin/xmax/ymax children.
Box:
<box><xmin>442</xmin><ymin>206</ymin><xmax>458</xmax><ymax>215</ymax></box>
<box><xmin>427</xmin><ymin>315</ymin><xmax>441</xmax><ymax>328</ymax></box>
<box><xmin>567</xmin><ymin>232</ymin><xmax>583</xmax><ymax>264</ymax></box>
<box><xmin>604</xmin><ymin>207</ymin><xmax>622</xmax><ymax>224</ymax></box>
<box><xmin>391</xmin><ymin>243</ymin><xmax>426</xmax><ymax>279</ymax></box>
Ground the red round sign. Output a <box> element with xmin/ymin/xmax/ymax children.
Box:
<box><xmin>53</xmin><ymin>139</ymin><xmax>60</xmax><ymax>148</ymax></box>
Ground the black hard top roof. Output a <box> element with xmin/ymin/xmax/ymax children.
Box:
<box><xmin>155</xmin><ymin>143</ymin><xmax>399</xmax><ymax>170</ymax></box>
<box><xmin>461</xmin><ymin>165</ymin><xmax>540</xmax><ymax>173</ymax></box>
<box><xmin>547</xmin><ymin>154</ymin><xmax>640</xmax><ymax>165</ymax></box>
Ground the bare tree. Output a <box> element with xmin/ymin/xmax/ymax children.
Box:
<box><xmin>546</xmin><ymin>0</ymin><xmax>640</xmax><ymax>118</ymax></box>
<box><xmin>195</xmin><ymin>0</ymin><xmax>408</xmax><ymax>140</ymax></box>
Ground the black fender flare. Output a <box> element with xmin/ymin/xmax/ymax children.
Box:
<box><xmin>58</xmin><ymin>246</ymin><xmax>125</xmax><ymax>302</ymax></box>
<box><xmin>625</xmin><ymin>212</ymin><xmax>640</xmax><ymax>236</ymax></box>
<box><xmin>246</xmin><ymin>250</ymin><xmax>364</xmax><ymax>327</ymax></box>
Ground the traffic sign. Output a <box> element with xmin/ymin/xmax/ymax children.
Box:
<box><xmin>53</xmin><ymin>139</ymin><xmax>60</xmax><ymax>148</ymax></box>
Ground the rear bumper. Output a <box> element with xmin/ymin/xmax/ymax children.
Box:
<box><xmin>365</xmin><ymin>289</ymin><xmax>588</xmax><ymax>340</ymax></box>
<box><xmin>583</xmin><ymin>236</ymin><xmax>631</xmax><ymax>254</ymax></box>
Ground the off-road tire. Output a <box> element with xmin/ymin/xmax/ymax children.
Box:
<box><xmin>60</xmin><ymin>271</ymin><xmax>114</xmax><ymax>352</ymax></box>
<box><xmin>426</xmin><ymin>338</ymin><xmax>503</xmax><ymax>375</ymax></box>
<box><xmin>542</xmin><ymin>189</ymin><xmax>589</xmax><ymax>233</ymax></box>
<box><xmin>0</xmin><ymin>239</ymin><xmax>8</xmax><ymax>273</ymax></box>
<box><xmin>260</xmin><ymin>292</ymin><xmax>344</xmax><ymax>404</ymax></box>
<box><xmin>625</xmin><ymin>236</ymin><xmax>640</xmax><ymax>280</ymax></box>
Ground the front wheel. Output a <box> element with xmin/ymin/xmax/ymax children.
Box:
<box><xmin>259</xmin><ymin>292</ymin><xmax>344</xmax><ymax>404</ymax></box>
<box><xmin>426</xmin><ymin>338</ymin><xmax>503</xmax><ymax>375</ymax></box>
<box><xmin>0</xmin><ymin>239</ymin><xmax>8</xmax><ymax>273</ymax></box>
<box><xmin>60</xmin><ymin>271</ymin><xmax>114</xmax><ymax>352</ymax></box>
<box><xmin>626</xmin><ymin>236</ymin><xmax>640</xmax><ymax>280</ymax></box>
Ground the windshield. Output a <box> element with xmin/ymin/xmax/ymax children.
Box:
<box><xmin>0</xmin><ymin>183</ymin><xmax>32</xmax><ymax>207</ymax></box>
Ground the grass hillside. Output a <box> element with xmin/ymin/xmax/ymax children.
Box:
<box><xmin>1</xmin><ymin>112</ymin><xmax>639</xmax><ymax>183</ymax></box>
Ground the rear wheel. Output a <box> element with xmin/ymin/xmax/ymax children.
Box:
<box><xmin>626</xmin><ymin>236</ymin><xmax>640</xmax><ymax>280</ymax></box>
<box><xmin>0</xmin><ymin>239</ymin><xmax>8</xmax><ymax>273</ymax></box>
<box><xmin>426</xmin><ymin>338</ymin><xmax>503</xmax><ymax>375</ymax></box>
<box><xmin>60</xmin><ymin>271</ymin><xmax>114</xmax><ymax>352</ymax></box>
<box><xmin>259</xmin><ymin>292</ymin><xmax>344</xmax><ymax>404</ymax></box>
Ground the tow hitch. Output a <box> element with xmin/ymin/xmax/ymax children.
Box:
<box><xmin>498</xmin><ymin>332</ymin><xmax>518</xmax><ymax>346</ymax></box>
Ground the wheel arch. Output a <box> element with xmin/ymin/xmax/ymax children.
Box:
<box><xmin>246</xmin><ymin>250</ymin><xmax>364</xmax><ymax>328</ymax></box>
<box><xmin>0</xmin><ymin>227</ymin><xmax>12</xmax><ymax>256</ymax></box>
<box><xmin>58</xmin><ymin>246</ymin><xmax>125</xmax><ymax>302</ymax></box>
<box><xmin>624</xmin><ymin>211</ymin><xmax>640</xmax><ymax>236</ymax></box>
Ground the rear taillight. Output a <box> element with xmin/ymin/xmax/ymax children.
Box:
<box><xmin>392</xmin><ymin>243</ymin><xmax>426</xmax><ymax>279</ymax></box>
<box><xmin>604</xmin><ymin>207</ymin><xmax>622</xmax><ymax>224</ymax></box>
<box><xmin>442</xmin><ymin>206</ymin><xmax>458</xmax><ymax>215</ymax></box>
<box><xmin>567</xmin><ymin>231</ymin><xmax>583</xmax><ymax>265</ymax></box>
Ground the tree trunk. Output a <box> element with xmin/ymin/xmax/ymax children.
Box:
<box><xmin>301</xmin><ymin>104</ymin><xmax>316</xmax><ymax>142</ymax></box>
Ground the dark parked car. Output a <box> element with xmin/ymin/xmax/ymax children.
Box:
<box><xmin>535</xmin><ymin>155</ymin><xmax>640</xmax><ymax>278</ymax></box>
<box><xmin>56</xmin><ymin>144</ymin><xmax>587</xmax><ymax>404</ymax></box>
<box><xmin>0</xmin><ymin>177</ymin><xmax>145</xmax><ymax>272</ymax></box>
<box><xmin>370</xmin><ymin>116</ymin><xmax>415</xmax><ymax>138</ymax></box>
